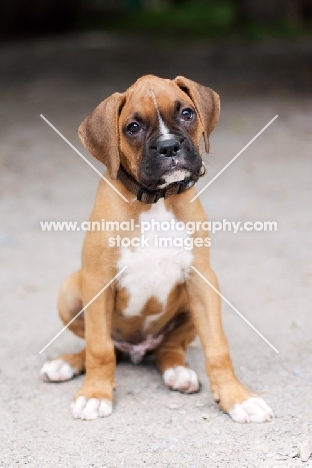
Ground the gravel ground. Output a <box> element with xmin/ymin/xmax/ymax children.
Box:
<box><xmin>0</xmin><ymin>33</ymin><xmax>311</xmax><ymax>467</ymax></box>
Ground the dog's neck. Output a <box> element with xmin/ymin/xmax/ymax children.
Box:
<box><xmin>117</xmin><ymin>164</ymin><xmax>197</xmax><ymax>204</ymax></box>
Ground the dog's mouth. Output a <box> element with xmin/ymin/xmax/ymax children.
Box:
<box><xmin>157</xmin><ymin>162</ymin><xmax>205</xmax><ymax>189</ymax></box>
<box><xmin>139</xmin><ymin>134</ymin><xmax>205</xmax><ymax>191</ymax></box>
<box><xmin>157</xmin><ymin>167</ymin><xmax>192</xmax><ymax>189</ymax></box>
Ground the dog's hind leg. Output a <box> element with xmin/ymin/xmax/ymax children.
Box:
<box><xmin>155</xmin><ymin>314</ymin><xmax>200</xmax><ymax>394</ymax></box>
<box><xmin>58</xmin><ymin>269</ymin><xmax>85</xmax><ymax>338</ymax></box>
<box><xmin>40</xmin><ymin>270</ymin><xmax>86</xmax><ymax>382</ymax></box>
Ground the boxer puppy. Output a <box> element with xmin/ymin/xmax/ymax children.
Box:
<box><xmin>40</xmin><ymin>75</ymin><xmax>273</xmax><ymax>423</ymax></box>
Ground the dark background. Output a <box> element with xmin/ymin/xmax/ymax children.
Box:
<box><xmin>1</xmin><ymin>0</ymin><xmax>312</xmax><ymax>40</ymax></box>
<box><xmin>1</xmin><ymin>0</ymin><xmax>311</xmax><ymax>98</ymax></box>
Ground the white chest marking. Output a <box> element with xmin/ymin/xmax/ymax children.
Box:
<box><xmin>117</xmin><ymin>199</ymin><xmax>192</xmax><ymax>319</ymax></box>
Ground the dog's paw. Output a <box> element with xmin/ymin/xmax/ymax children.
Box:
<box><xmin>229</xmin><ymin>397</ymin><xmax>274</xmax><ymax>423</ymax></box>
<box><xmin>71</xmin><ymin>396</ymin><xmax>113</xmax><ymax>420</ymax></box>
<box><xmin>40</xmin><ymin>359</ymin><xmax>76</xmax><ymax>382</ymax></box>
<box><xmin>163</xmin><ymin>366</ymin><xmax>200</xmax><ymax>394</ymax></box>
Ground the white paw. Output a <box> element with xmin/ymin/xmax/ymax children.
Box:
<box><xmin>163</xmin><ymin>366</ymin><xmax>200</xmax><ymax>394</ymax></box>
<box><xmin>40</xmin><ymin>359</ymin><xmax>76</xmax><ymax>382</ymax></box>
<box><xmin>71</xmin><ymin>396</ymin><xmax>113</xmax><ymax>420</ymax></box>
<box><xmin>229</xmin><ymin>397</ymin><xmax>274</xmax><ymax>423</ymax></box>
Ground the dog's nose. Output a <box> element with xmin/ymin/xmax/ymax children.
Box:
<box><xmin>157</xmin><ymin>137</ymin><xmax>181</xmax><ymax>158</ymax></box>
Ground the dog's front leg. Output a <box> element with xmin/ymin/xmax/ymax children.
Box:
<box><xmin>71</xmin><ymin>272</ymin><xmax>115</xmax><ymax>420</ymax></box>
<box><xmin>187</xmin><ymin>264</ymin><xmax>273</xmax><ymax>423</ymax></box>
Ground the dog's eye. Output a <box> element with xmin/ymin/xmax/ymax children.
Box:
<box><xmin>181</xmin><ymin>108</ymin><xmax>194</xmax><ymax>121</ymax></box>
<box><xmin>126</xmin><ymin>122</ymin><xmax>141</xmax><ymax>135</ymax></box>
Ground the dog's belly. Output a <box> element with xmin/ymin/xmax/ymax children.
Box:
<box><xmin>111</xmin><ymin>311</ymin><xmax>190</xmax><ymax>364</ymax></box>
<box><xmin>116</xmin><ymin>200</ymin><xmax>192</xmax><ymax>327</ymax></box>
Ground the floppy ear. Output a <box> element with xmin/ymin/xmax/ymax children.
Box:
<box><xmin>173</xmin><ymin>76</ymin><xmax>220</xmax><ymax>153</ymax></box>
<box><xmin>78</xmin><ymin>92</ymin><xmax>125</xmax><ymax>179</ymax></box>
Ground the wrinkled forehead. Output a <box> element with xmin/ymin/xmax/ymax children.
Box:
<box><xmin>119</xmin><ymin>78</ymin><xmax>194</xmax><ymax>122</ymax></box>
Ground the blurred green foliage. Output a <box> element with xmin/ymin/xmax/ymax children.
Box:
<box><xmin>1</xmin><ymin>0</ymin><xmax>311</xmax><ymax>41</ymax></box>
<box><xmin>101</xmin><ymin>3</ymin><xmax>237</xmax><ymax>39</ymax></box>
<box><xmin>76</xmin><ymin>1</ymin><xmax>312</xmax><ymax>42</ymax></box>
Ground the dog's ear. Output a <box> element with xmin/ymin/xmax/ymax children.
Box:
<box><xmin>173</xmin><ymin>76</ymin><xmax>220</xmax><ymax>153</ymax></box>
<box><xmin>78</xmin><ymin>92</ymin><xmax>125</xmax><ymax>179</ymax></box>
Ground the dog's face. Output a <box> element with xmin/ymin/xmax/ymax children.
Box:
<box><xmin>119</xmin><ymin>79</ymin><xmax>205</xmax><ymax>190</ymax></box>
<box><xmin>79</xmin><ymin>75</ymin><xmax>220</xmax><ymax>190</ymax></box>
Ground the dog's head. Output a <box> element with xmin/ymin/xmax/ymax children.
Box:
<box><xmin>78</xmin><ymin>75</ymin><xmax>220</xmax><ymax>191</ymax></box>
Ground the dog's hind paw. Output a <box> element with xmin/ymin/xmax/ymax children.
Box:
<box><xmin>163</xmin><ymin>366</ymin><xmax>200</xmax><ymax>394</ymax></box>
<box><xmin>229</xmin><ymin>397</ymin><xmax>274</xmax><ymax>423</ymax></box>
<box><xmin>40</xmin><ymin>359</ymin><xmax>76</xmax><ymax>382</ymax></box>
<box><xmin>71</xmin><ymin>396</ymin><xmax>113</xmax><ymax>420</ymax></box>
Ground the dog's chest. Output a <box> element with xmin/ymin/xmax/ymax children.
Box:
<box><xmin>117</xmin><ymin>200</ymin><xmax>192</xmax><ymax>319</ymax></box>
